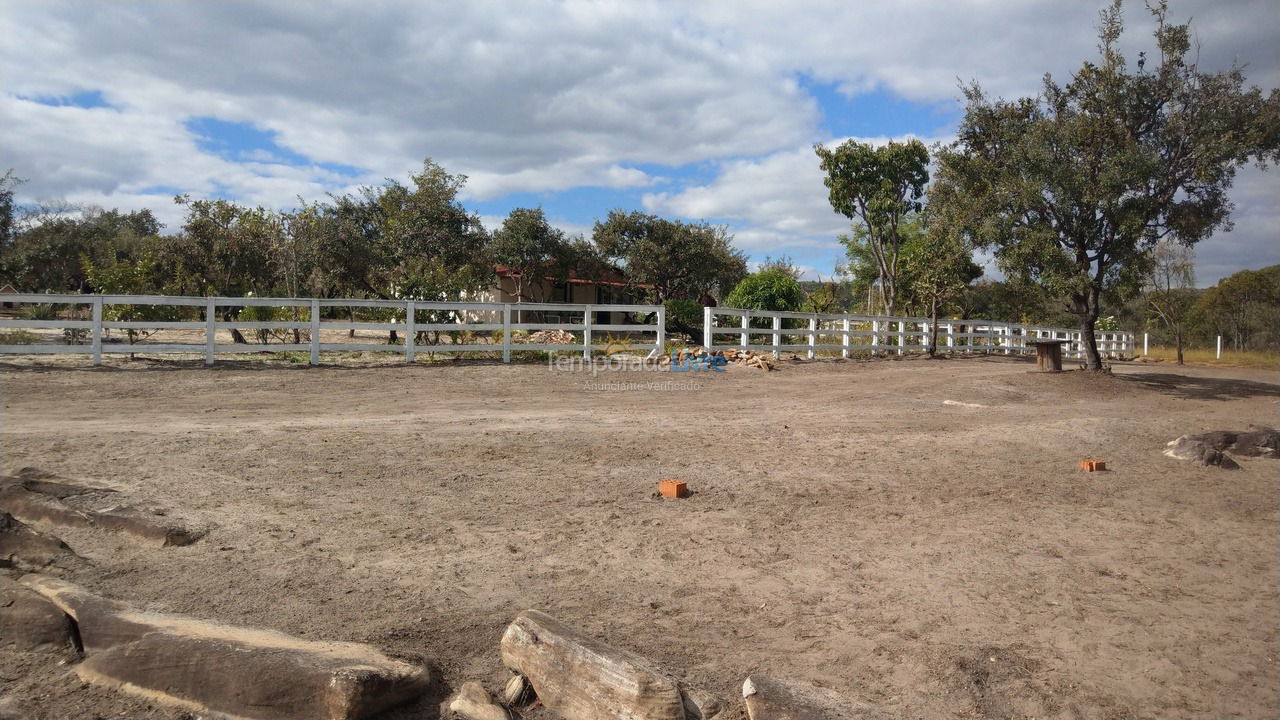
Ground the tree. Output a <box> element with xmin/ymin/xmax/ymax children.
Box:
<box><xmin>490</xmin><ymin>207</ymin><xmax>572</xmax><ymax>304</ymax></box>
<box><xmin>725</xmin><ymin>269</ymin><xmax>805</xmax><ymax>314</ymax></box>
<box><xmin>592</xmin><ymin>210</ymin><xmax>747</xmax><ymax>302</ymax></box>
<box><xmin>935</xmin><ymin>1</ymin><xmax>1280</xmax><ymax>369</ymax></box>
<box><xmin>1191</xmin><ymin>266</ymin><xmax>1279</xmax><ymax>351</ymax></box>
<box><xmin>910</xmin><ymin>177</ymin><xmax>983</xmax><ymax>355</ymax></box>
<box><xmin>816</xmin><ymin>139</ymin><xmax>930</xmax><ymax>316</ymax></box>
<box><xmin>1142</xmin><ymin>242</ymin><xmax>1196</xmax><ymax>363</ymax></box>
<box><xmin>2</xmin><ymin>207</ymin><xmax>162</xmax><ymax>292</ymax></box>
<box><xmin>0</xmin><ymin>169</ymin><xmax>21</xmax><ymax>252</ymax></box>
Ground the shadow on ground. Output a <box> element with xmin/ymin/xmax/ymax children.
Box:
<box><xmin>1118</xmin><ymin>371</ymin><xmax>1280</xmax><ymax>401</ymax></box>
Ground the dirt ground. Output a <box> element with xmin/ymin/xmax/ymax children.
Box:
<box><xmin>1</xmin><ymin>354</ymin><xmax>1278</xmax><ymax>719</ymax></box>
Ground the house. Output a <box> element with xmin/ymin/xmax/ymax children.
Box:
<box><xmin>468</xmin><ymin>265</ymin><xmax>651</xmax><ymax>325</ymax></box>
<box><xmin>0</xmin><ymin>284</ymin><xmax>19</xmax><ymax>311</ymax></box>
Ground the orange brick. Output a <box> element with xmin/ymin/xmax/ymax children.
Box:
<box><xmin>659</xmin><ymin>479</ymin><xmax>688</xmax><ymax>499</ymax></box>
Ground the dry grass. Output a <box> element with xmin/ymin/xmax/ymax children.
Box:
<box><xmin>1141</xmin><ymin>344</ymin><xmax>1280</xmax><ymax>370</ymax></box>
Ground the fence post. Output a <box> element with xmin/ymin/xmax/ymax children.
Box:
<box><xmin>582</xmin><ymin>304</ymin><xmax>593</xmax><ymax>360</ymax></box>
<box><xmin>740</xmin><ymin>313</ymin><xmax>748</xmax><ymax>350</ymax></box>
<box><xmin>204</xmin><ymin>297</ymin><xmax>216</xmax><ymax>366</ymax></box>
<box><xmin>703</xmin><ymin>306</ymin><xmax>712</xmax><ymax>350</ymax></box>
<box><xmin>897</xmin><ymin>320</ymin><xmax>904</xmax><ymax>356</ymax></box>
<box><xmin>807</xmin><ymin>316</ymin><xmax>816</xmax><ymax>359</ymax></box>
<box><xmin>1216</xmin><ymin>335</ymin><xmax>1222</xmax><ymax>359</ymax></box>
<box><xmin>309</xmin><ymin>299</ymin><xmax>320</xmax><ymax>365</ymax></box>
<box><xmin>772</xmin><ymin>314</ymin><xmax>781</xmax><ymax>359</ymax></box>
<box><xmin>502</xmin><ymin>304</ymin><xmax>512</xmax><ymax>363</ymax></box>
<box><xmin>655</xmin><ymin>303</ymin><xmax>666</xmax><ymax>357</ymax></box>
<box><xmin>91</xmin><ymin>296</ymin><xmax>103</xmax><ymax>366</ymax></box>
<box><xmin>405</xmin><ymin>300</ymin><xmax>415</xmax><ymax>364</ymax></box>
<box><xmin>841</xmin><ymin>317</ymin><xmax>850</xmax><ymax>359</ymax></box>
<box><xmin>871</xmin><ymin>319</ymin><xmax>880</xmax><ymax>354</ymax></box>
<box><xmin>946</xmin><ymin>322</ymin><xmax>954</xmax><ymax>350</ymax></box>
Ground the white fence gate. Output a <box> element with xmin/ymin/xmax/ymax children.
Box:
<box><xmin>703</xmin><ymin>307</ymin><xmax>1133</xmax><ymax>360</ymax></box>
<box><xmin>0</xmin><ymin>293</ymin><xmax>665</xmax><ymax>366</ymax></box>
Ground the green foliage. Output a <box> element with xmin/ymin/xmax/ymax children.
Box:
<box><xmin>663</xmin><ymin>297</ymin><xmax>702</xmax><ymax>336</ymax></box>
<box><xmin>0</xmin><ymin>169</ymin><xmax>20</xmax><ymax>250</ymax></box>
<box><xmin>491</xmin><ymin>207</ymin><xmax>575</xmax><ymax>302</ymax></box>
<box><xmin>0</xmin><ymin>329</ymin><xmax>38</xmax><ymax>345</ymax></box>
<box><xmin>933</xmin><ymin>1</ymin><xmax>1280</xmax><ymax>367</ymax></box>
<box><xmin>593</xmin><ymin>210</ymin><xmax>746</xmax><ymax>302</ymax></box>
<box><xmin>83</xmin><ymin>245</ymin><xmax>181</xmax><ymax>344</ymax></box>
<box><xmin>1191</xmin><ymin>265</ymin><xmax>1280</xmax><ymax>351</ymax></box>
<box><xmin>1</xmin><ymin>207</ymin><xmax>162</xmax><ymax>292</ymax></box>
<box><xmin>726</xmin><ymin>269</ymin><xmax>805</xmax><ymax>313</ymax></box>
<box><xmin>817</xmin><ymin>138</ymin><xmax>930</xmax><ymax>315</ymax></box>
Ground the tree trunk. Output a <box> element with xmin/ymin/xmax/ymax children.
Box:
<box><xmin>1175</xmin><ymin>327</ymin><xmax>1184</xmax><ymax>365</ymax></box>
<box><xmin>221</xmin><ymin>309</ymin><xmax>248</xmax><ymax>345</ymax></box>
<box><xmin>1077</xmin><ymin>289</ymin><xmax>1103</xmax><ymax>370</ymax></box>
<box><xmin>927</xmin><ymin>296</ymin><xmax>940</xmax><ymax>356</ymax></box>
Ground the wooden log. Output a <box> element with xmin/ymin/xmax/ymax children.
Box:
<box><xmin>0</xmin><ymin>510</ymin><xmax>79</xmax><ymax>570</ymax></box>
<box><xmin>500</xmin><ymin>609</ymin><xmax>721</xmax><ymax>720</ymax></box>
<box><xmin>742</xmin><ymin>676</ymin><xmax>889</xmax><ymax>720</ymax></box>
<box><xmin>21</xmin><ymin>575</ymin><xmax>431</xmax><ymax>720</ymax></box>
<box><xmin>0</xmin><ymin>576</ymin><xmax>77</xmax><ymax>652</ymax></box>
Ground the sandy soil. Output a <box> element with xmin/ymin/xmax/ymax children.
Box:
<box><xmin>1</xmin><ymin>354</ymin><xmax>1278</xmax><ymax>719</ymax></box>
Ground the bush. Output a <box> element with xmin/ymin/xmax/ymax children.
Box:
<box><xmin>663</xmin><ymin>298</ymin><xmax>702</xmax><ymax>336</ymax></box>
<box><xmin>725</xmin><ymin>269</ymin><xmax>805</xmax><ymax>312</ymax></box>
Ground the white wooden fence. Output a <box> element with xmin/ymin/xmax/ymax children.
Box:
<box><xmin>704</xmin><ymin>307</ymin><xmax>1133</xmax><ymax>360</ymax></box>
<box><xmin>0</xmin><ymin>294</ymin><xmax>665</xmax><ymax>365</ymax></box>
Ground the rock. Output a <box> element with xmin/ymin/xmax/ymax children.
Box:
<box><xmin>0</xmin><ymin>510</ymin><xmax>79</xmax><ymax>569</ymax></box>
<box><xmin>500</xmin><ymin>609</ymin><xmax>722</xmax><ymax>720</ymax></box>
<box><xmin>0</xmin><ymin>576</ymin><xmax>77</xmax><ymax>652</ymax></box>
<box><xmin>1164</xmin><ymin>426</ymin><xmax>1280</xmax><ymax>468</ymax></box>
<box><xmin>503</xmin><ymin>673</ymin><xmax>535</xmax><ymax>707</ymax></box>
<box><xmin>742</xmin><ymin>676</ymin><xmax>890</xmax><ymax>720</ymax></box>
<box><xmin>21</xmin><ymin>575</ymin><xmax>431</xmax><ymax>720</ymax></box>
<box><xmin>448</xmin><ymin>681</ymin><xmax>510</xmax><ymax>720</ymax></box>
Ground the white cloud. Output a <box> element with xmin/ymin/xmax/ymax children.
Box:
<box><xmin>0</xmin><ymin>0</ymin><xmax>1275</xmax><ymax>279</ymax></box>
<box><xmin>643</xmin><ymin>134</ymin><xmax>951</xmax><ymax>254</ymax></box>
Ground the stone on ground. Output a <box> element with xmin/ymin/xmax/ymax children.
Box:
<box><xmin>448</xmin><ymin>681</ymin><xmax>511</xmax><ymax>720</ymax></box>
<box><xmin>500</xmin><ymin>609</ymin><xmax>721</xmax><ymax>720</ymax></box>
<box><xmin>1164</xmin><ymin>425</ymin><xmax>1280</xmax><ymax>468</ymax></box>
<box><xmin>21</xmin><ymin>575</ymin><xmax>431</xmax><ymax>720</ymax></box>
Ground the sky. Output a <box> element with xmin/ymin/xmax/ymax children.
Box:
<box><xmin>2</xmin><ymin>0</ymin><xmax>1277</xmax><ymax>285</ymax></box>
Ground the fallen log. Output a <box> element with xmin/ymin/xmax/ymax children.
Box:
<box><xmin>742</xmin><ymin>675</ymin><xmax>890</xmax><ymax>720</ymax></box>
<box><xmin>500</xmin><ymin>609</ymin><xmax>721</xmax><ymax>720</ymax></box>
<box><xmin>22</xmin><ymin>575</ymin><xmax>431</xmax><ymax>720</ymax></box>
<box><xmin>0</xmin><ymin>576</ymin><xmax>77</xmax><ymax>652</ymax></box>
<box><xmin>0</xmin><ymin>510</ymin><xmax>79</xmax><ymax>570</ymax></box>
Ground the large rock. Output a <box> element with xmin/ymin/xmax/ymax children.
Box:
<box><xmin>22</xmin><ymin>575</ymin><xmax>431</xmax><ymax>720</ymax></box>
<box><xmin>448</xmin><ymin>681</ymin><xmax>511</xmax><ymax>720</ymax></box>
<box><xmin>742</xmin><ymin>676</ymin><xmax>890</xmax><ymax>720</ymax></box>
<box><xmin>1164</xmin><ymin>425</ymin><xmax>1280</xmax><ymax>468</ymax></box>
<box><xmin>500</xmin><ymin>609</ymin><xmax>721</xmax><ymax>720</ymax></box>
<box><xmin>0</xmin><ymin>576</ymin><xmax>77</xmax><ymax>652</ymax></box>
<box><xmin>0</xmin><ymin>510</ymin><xmax>78</xmax><ymax>569</ymax></box>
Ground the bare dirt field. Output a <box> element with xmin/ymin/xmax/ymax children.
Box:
<box><xmin>2</xmin><ymin>355</ymin><xmax>1278</xmax><ymax>719</ymax></box>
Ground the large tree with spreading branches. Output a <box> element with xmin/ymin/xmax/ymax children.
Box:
<box><xmin>934</xmin><ymin>0</ymin><xmax>1279</xmax><ymax>369</ymax></box>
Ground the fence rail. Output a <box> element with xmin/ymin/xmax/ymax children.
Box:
<box><xmin>0</xmin><ymin>294</ymin><xmax>665</xmax><ymax>365</ymax></box>
<box><xmin>703</xmin><ymin>307</ymin><xmax>1133</xmax><ymax>360</ymax></box>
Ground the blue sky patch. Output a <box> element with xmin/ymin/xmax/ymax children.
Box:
<box><xmin>20</xmin><ymin>89</ymin><xmax>115</xmax><ymax>110</ymax></box>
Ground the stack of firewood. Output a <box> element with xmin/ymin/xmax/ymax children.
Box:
<box><xmin>524</xmin><ymin>329</ymin><xmax>576</xmax><ymax>345</ymax></box>
<box><xmin>668</xmin><ymin>346</ymin><xmax>776</xmax><ymax>371</ymax></box>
